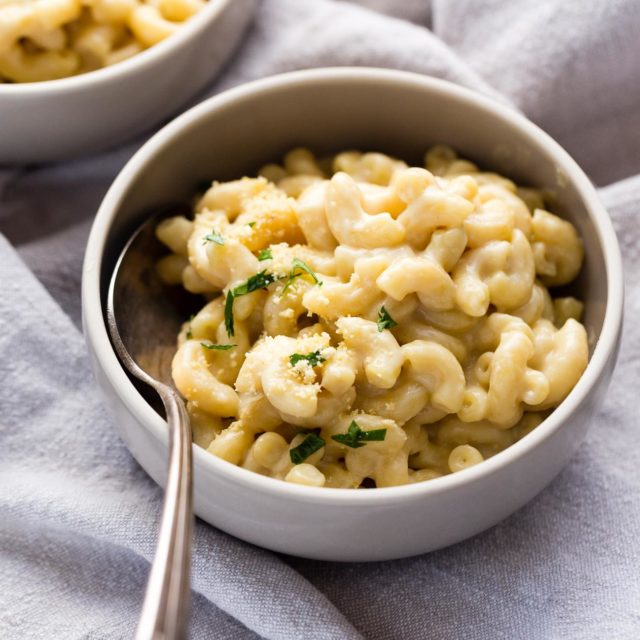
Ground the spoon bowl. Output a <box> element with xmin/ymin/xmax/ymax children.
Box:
<box><xmin>107</xmin><ymin>213</ymin><xmax>197</xmax><ymax>639</ymax></box>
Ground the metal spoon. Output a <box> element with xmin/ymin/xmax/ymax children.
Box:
<box><xmin>107</xmin><ymin>212</ymin><xmax>198</xmax><ymax>640</ymax></box>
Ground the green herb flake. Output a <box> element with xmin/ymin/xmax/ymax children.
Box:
<box><xmin>247</xmin><ymin>221</ymin><xmax>256</xmax><ymax>228</ymax></box>
<box><xmin>282</xmin><ymin>258</ymin><xmax>321</xmax><ymax>293</ymax></box>
<box><xmin>289</xmin><ymin>350</ymin><xmax>326</xmax><ymax>368</ymax></box>
<box><xmin>186</xmin><ymin>314</ymin><xmax>194</xmax><ymax>340</ymax></box>
<box><xmin>331</xmin><ymin>420</ymin><xmax>387</xmax><ymax>449</ymax></box>
<box><xmin>376</xmin><ymin>306</ymin><xmax>398</xmax><ymax>332</ymax></box>
<box><xmin>224</xmin><ymin>292</ymin><xmax>235</xmax><ymax>337</ymax></box>
<box><xmin>225</xmin><ymin>270</ymin><xmax>277</xmax><ymax>337</ymax></box>
<box><xmin>202</xmin><ymin>230</ymin><xmax>225</xmax><ymax>246</ymax></box>
<box><xmin>289</xmin><ymin>433</ymin><xmax>326</xmax><ymax>464</ymax></box>
<box><xmin>257</xmin><ymin>248</ymin><xmax>273</xmax><ymax>261</ymax></box>
<box><xmin>201</xmin><ymin>342</ymin><xmax>236</xmax><ymax>351</ymax></box>
<box><xmin>233</xmin><ymin>270</ymin><xmax>276</xmax><ymax>296</ymax></box>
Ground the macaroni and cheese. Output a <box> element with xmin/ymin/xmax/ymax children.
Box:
<box><xmin>155</xmin><ymin>146</ymin><xmax>589</xmax><ymax>489</ymax></box>
<box><xmin>0</xmin><ymin>0</ymin><xmax>206</xmax><ymax>82</ymax></box>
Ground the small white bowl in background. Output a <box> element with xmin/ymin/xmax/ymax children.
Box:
<box><xmin>82</xmin><ymin>68</ymin><xmax>623</xmax><ymax>561</ymax></box>
<box><xmin>0</xmin><ymin>0</ymin><xmax>257</xmax><ymax>165</ymax></box>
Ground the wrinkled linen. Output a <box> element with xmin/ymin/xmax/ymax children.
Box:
<box><xmin>1</xmin><ymin>1</ymin><xmax>639</xmax><ymax>638</ymax></box>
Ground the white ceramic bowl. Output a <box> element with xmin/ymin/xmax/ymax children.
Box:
<box><xmin>82</xmin><ymin>68</ymin><xmax>623</xmax><ymax>562</ymax></box>
<box><xmin>0</xmin><ymin>0</ymin><xmax>257</xmax><ymax>165</ymax></box>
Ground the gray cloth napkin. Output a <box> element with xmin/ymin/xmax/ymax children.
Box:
<box><xmin>1</xmin><ymin>1</ymin><xmax>639</xmax><ymax>638</ymax></box>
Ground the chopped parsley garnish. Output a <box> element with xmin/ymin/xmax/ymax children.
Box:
<box><xmin>186</xmin><ymin>314</ymin><xmax>194</xmax><ymax>340</ymax></box>
<box><xmin>247</xmin><ymin>221</ymin><xmax>256</xmax><ymax>228</ymax></box>
<box><xmin>224</xmin><ymin>292</ymin><xmax>235</xmax><ymax>336</ymax></box>
<box><xmin>289</xmin><ymin>350</ymin><xmax>326</xmax><ymax>368</ymax></box>
<box><xmin>201</xmin><ymin>342</ymin><xmax>236</xmax><ymax>351</ymax></box>
<box><xmin>202</xmin><ymin>230</ymin><xmax>225</xmax><ymax>246</ymax></box>
<box><xmin>257</xmin><ymin>248</ymin><xmax>273</xmax><ymax>261</ymax></box>
<box><xmin>331</xmin><ymin>420</ymin><xmax>387</xmax><ymax>449</ymax></box>
<box><xmin>289</xmin><ymin>433</ymin><xmax>325</xmax><ymax>464</ymax></box>
<box><xmin>377</xmin><ymin>306</ymin><xmax>398</xmax><ymax>332</ymax></box>
<box><xmin>282</xmin><ymin>258</ymin><xmax>321</xmax><ymax>293</ymax></box>
<box><xmin>225</xmin><ymin>270</ymin><xmax>277</xmax><ymax>336</ymax></box>
<box><xmin>233</xmin><ymin>270</ymin><xmax>276</xmax><ymax>296</ymax></box>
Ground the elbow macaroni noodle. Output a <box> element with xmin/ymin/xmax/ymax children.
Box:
<box><xmin>155</xmin><ymin>146</ymin><xmax>589</xmax><ymax>489</ymax></box>
<box><xmin>0</xmin><ymin>0</ymin><xmax>205</xmax><ymax>82</ymax></box>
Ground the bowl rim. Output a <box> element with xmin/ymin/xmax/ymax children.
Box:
<box><xmin>0</xmin><ymin>0</ymin><xmax>231</xmax><ymax>94</ymax></box>
<box><xmin>82</xmin><ymin>67</ymin><xmax>624</xmax><ymax>507</ymax></box>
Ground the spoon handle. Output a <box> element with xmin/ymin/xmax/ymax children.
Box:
<box><xmin>136</xmin><ymin>388</ymin><xmax>193</xmax><ymax>640</ymax></box>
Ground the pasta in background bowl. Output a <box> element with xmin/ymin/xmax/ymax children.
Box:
<box><xmin>0</xmin><ymin>0</ymin><xmax>207</xmax><ymax>83</ymax></box>
<box><xmin>83</xmin><ymin>69</ymin><xmax>623</xmax><ymax>560</ymax></box>
<box><xmin>155</xmin><ymin>146</ymin><xmax>589</xmax><ymax>489</ymax></box>
<box><xmin>0</xmin><ymin>0</ymin><xmax>257</xmax><ymax>162</ymax></box>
